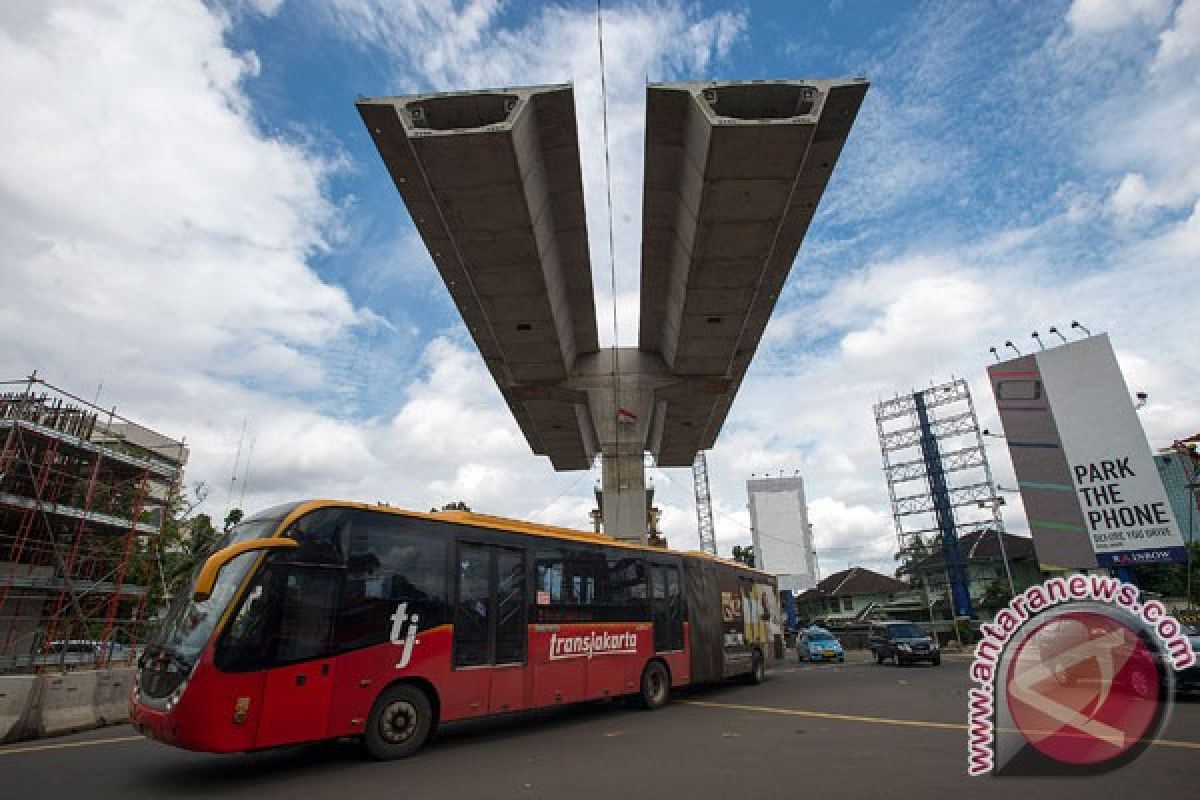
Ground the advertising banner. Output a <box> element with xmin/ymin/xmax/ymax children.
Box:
<box><xmin>747</xmin><ymin>476</ymin><xmax>816</xmax><ymax>592</ymax></box>
<box><xmin>988</xmin><ymin>335</ymin><xmax>1185</xmax><ymax>568</ymax></box>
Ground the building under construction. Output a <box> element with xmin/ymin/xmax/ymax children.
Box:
<box><xmin>0</xmin><ymin>377</ymin><xmax>186</xmax><ymax>672</ymax></box>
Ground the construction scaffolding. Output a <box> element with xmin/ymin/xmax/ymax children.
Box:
<box><xmin>0</xmin><ymin>375</ymin><xmax>186</xmax><ymax>672</ymax></box>
<box><xmin>874</xmin><ymin>379</ymin><xmax>1007</xmax><ymax>620</ymax></box>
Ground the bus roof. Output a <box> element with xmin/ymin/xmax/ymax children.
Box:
<box><xmin>276</xmin><ymin>499</ymin><xmax>774</xmax><ymax>578</ymax></box>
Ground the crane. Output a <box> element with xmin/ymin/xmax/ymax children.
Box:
<box><xmin>692</xmin><ymin>451</ymin><xmax>717</xmax><ymax>555</ymax></box>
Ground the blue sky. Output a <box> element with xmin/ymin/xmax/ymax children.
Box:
<box><xmin>1</xmin><ymin>0</ymin><xmax>1197</xmax><ymax>574</ymax></box>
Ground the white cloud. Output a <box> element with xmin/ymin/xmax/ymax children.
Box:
<box><xmin>1066</xmin><ymin>0</ymin><xmax>1173</xmax><ymax>34</ymax></box>
<box><xmin>1062</xmin><ymin>1</ymin><xmax>1200</xmax><ymax>227</ymax></box>
<box><xmin>1155</xmin><ymin>0</ymin><xmax>1200</xmax><ymax>69</ymax></box>
<box><xmin>0</xmin><ymin>1</ymin><xmax>365</xmax><ymax>405</ymax></box>
<box><xmin>0</xmin><ymin>0</ymin><xmax>753</xmax><ymax>539</ymax></box>
<box><xmin>321</xmin><ymin>0</ymin><xmax>746</xmax><ymax>347</ymax></box>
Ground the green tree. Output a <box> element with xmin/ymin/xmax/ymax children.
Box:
<box><xmin>122</xmin><ymin>482</ymin><xmax>213</xmax><ymax>627</ymax></box>
<box><xmin>732</xmin><ymin>545</ymin><xmax>755</xmax><ymax>567</ymax></box>
<box><xmin>223</xmin><ymin>507</ymin><xmax>244</xmax><ymax>532</ymax></box>
<box><xmin>980</xmin><ymin>579</ymin><xmax>1013</xmax><ymax>610</ymax></box>
<box><xmin>895</xmin><ymin>533</ymin><xmax>933</xmax><ymax>583</ymax></box>
<box><xmin>162</xmin><ymin>513</ymin><xmax>221</xmax><ymax>595</ymax></box>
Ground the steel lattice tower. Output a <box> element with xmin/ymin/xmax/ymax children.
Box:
<box><xmin>692</xmin><ymin>451</ymin><xmax>717</xmax><ymax>555</ymax></box>
<box><xmin>874</xmin><ymin>379</ymin><xmax>1007</xmax><ymax>619</ymax></box>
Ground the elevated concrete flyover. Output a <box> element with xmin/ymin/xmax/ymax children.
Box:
<box><xmin>639</xmin><ymin>79</ymin><xmax>869</xmax><ymax>466</ymax></box>
<box><xmin>357</xmin><ymin>85</ymin><xmax>600</xmax><ymax>470</ymax></box>
<box><xmin>359</xmin><ymin>78</ymin><xmax>868</xmax><ymax>540</ymax></box>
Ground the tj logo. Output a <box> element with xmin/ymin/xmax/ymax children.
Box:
<box><xmin>390</xmin><ymin>601</ymin><xmax>421</xmax><ymax>669</ymax></box>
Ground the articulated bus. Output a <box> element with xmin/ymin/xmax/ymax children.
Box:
<box><xmin>132</xmin><ymin>500</ymin><xmax>780</xmax><ymax>758</ymax></box>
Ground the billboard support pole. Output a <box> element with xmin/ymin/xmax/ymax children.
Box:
<box><xmin>914</xmin><ymin>391</ymin><xmax>974</xmax><ymax>619</ymax></box>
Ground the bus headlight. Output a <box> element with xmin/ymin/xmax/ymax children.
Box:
<box><xmin>164</xmin><ymin>677</ymin><xmax>189</xmax><ymax>712</ymax></box>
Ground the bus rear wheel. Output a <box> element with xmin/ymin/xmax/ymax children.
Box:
<box><xmin>745</xmin><ymin>650</ymin><xmax>765</xmax><ymax>685</ymax></box>
<box><xmin>637</xmin><ymin>661</ymin><xmax>670</xmax><ymax>710</ymax></box>
<box><xmin>364</xmin><ymin>684</ymin><xmax>433</xmax><ymax>760</ymax></box>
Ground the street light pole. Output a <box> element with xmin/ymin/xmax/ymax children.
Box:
<box><xmin>978</xmin><ymin>497</ymin><xmax>1016</xmax><ymax>596</ymax></box>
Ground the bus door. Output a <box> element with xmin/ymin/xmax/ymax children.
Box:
<box><xmin>254</xmin><ymin>565</ymin><xmax>340</xmax><ymax>747</ymax></box>
<box><xmin>651</xmin><ymin>564</ymin><xmax>684</xmax><ymax>652</ymax></box>
<box><xmin>449</xmin><ymin>543</ymin><xmax>527</xmax><ymax>718</ymax></box>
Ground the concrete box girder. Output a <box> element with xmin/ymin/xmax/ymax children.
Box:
<box><xmin>639</xmin><ymin>79</ymin><xmax>867</xmax><ymax>469</ymax></box>
<box><xmin>360</xmin><ymin>77</ymin><xmax>868</xmax><ymax>537</ymax></box>
<box><xmin>358</xmin><ymin>85</ymin><xmax>600</xmax><ymax>471</ymax></box>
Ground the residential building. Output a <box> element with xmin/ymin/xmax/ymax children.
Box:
<box><xmin>794</xmin><ymin>567</ymin><xmax>915</xmax><ymax>624</ymax></box>
<box><xmin>906</xmin><ymin>530</ymin><xmax>1041</xmax><ymax>616</ymax></box>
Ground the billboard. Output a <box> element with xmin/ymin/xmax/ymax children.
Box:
<box><xmin>988</xmin><ymin>334</ymin><xmax>1186</xmax><ymax>568</ymax></box>
<box><xmin>747</xmin><ymin>476</ymin><xmax>816</xmax><ymax>591</ymax></box>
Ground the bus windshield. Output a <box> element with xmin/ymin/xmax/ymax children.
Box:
<box><xmin>144</xmin><ymin>508</ymin><xmax>294</xmax><ymax>680</ymax></box>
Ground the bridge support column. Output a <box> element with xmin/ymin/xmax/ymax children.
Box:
<box><xmin>600</xmin><ymin>450</ymin><xmax>647</xmax><ymax>543</ymax></box>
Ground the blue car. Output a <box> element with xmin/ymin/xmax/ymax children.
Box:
<box><xmin>798</xmin><ymin>627</ymin><xmax>845</xmax><ymax>663</ymax></box>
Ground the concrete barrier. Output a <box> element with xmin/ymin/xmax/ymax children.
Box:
<box><xmin>0</xmin><ymin>675</ymin><xmax>41</xmax><ymax>743</ymax></box>
<box><xmin>0</xmin><ymin>667</ymin><xmax>138</xmax><ymax>742</ymax></box>
<box><xmin>38</xmin><ymin>671</ymin><xmax>99</xmax><ymax>736</ymax></box>
<box><xmin>92</xmin><ymin>668</ymin><xmax>134</xmax><ymax>725</ymax></box>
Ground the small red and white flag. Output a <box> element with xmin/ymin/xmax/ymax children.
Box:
<box><xmin>617</xmin><ymin>407</ymin><xmax>638</xmax><ymax>425</ymax></box>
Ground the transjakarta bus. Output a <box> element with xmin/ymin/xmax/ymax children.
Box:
<box><xmin>133</xmin><ymin>500</ymin><xmax>780</xmax><ymax>758</ymax></box>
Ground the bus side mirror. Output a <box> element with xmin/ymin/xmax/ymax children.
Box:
<box><xmin>193</xmin><ymin>538</ymin><xmax>299</xmax><ymax>602</ymax></box>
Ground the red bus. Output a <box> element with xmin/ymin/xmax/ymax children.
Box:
<box><xmin>132</xmin><ymin>500</ymin><xmax>780</xmax><ymax>758</ymax></box>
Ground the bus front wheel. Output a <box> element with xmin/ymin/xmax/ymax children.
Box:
<box><xmin>364</xmin><ymin>684</ymin><xmax>434</xmax><ymax>760</ymax></box>
<box><xmin>637</xmin><ymin>661</ymin><xmax>670</xmax><ymax>710</ymax></box>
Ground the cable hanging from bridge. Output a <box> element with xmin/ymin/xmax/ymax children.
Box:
<box><xmin>596</xmin><ymin>0</ymin><xmax>624</xmax><ymax>522</ymax></box>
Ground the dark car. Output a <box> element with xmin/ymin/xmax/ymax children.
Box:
<box><xmin>869</xmin><ymin>621</ymin><xmax>940</xmax><ymax>666</ymax></box>
<box><xmin>1035</xmin><ymin>616</ymin><xmax>1164</xmax><ymax>700</ymax></box>
<box><xmin>1177</xmin><ymin>623</ymin><xmax>1200</xmax><ymax>695</ymax></box>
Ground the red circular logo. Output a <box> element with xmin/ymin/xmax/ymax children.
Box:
<box><xmin>1005</xmin><ymin>611</ymin><xmax>1161</xmax><ymax>766</ymax></box>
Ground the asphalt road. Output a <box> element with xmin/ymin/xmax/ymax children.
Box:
<box><xmin>2</xmin><ymin>653</ymin><xmax>1197</xmax><ymax>799</ymax></box>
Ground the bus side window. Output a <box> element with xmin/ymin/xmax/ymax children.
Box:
<box><xmin>272</xmin><ymin>568</ymin><xmax>340</xmax><ymax>663</ymax></box>
<box><xmin>533</xmin><ymin>548</ymin><xmax>605</xmax><ymax>622</ymax></box>
<box><xmin>216</xmin><ymin>559</ymin><xmax>340</xmax><ymax>670</ymax></box>
<box><xmin>536</xmin><ymin>553</ymin><xmax>565</xmax><ymax>603</ymax></box>
<box><xmin>287</xmin><ymin>507</ymin><xmax>354</xmax><ymax>565</ymax></box>
<box><xmin>333</xmin><ymin>512</ymin><xmax>449</xmax><ymax>654</ymax></box>
<box><xmin>605</xmin><ymin>553</ymin><xmax>648</xmax><ymax>621</ymax></box>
